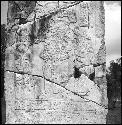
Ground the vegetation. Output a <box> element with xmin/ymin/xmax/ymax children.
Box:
<box><xmin>106</xmin><ymin>59</ymin><xmax>121</xmax><ymax>108</ymax></box>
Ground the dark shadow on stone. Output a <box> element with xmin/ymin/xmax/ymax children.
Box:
<box><xmin>73</xmin><ymin>66</ymin><xmax>81</xmax><ymax>78</ymax></box>
<box><xmin>37</xmin><ymin>14</ymin><xmax>52</xmax><ymax>38</ymax></box>
<box><xmin>19</xmin><ymin>17</ymin><xmax>27</xmax><ymax>25</ymax></box>
<box><xmin>89</xmin><ymin>71</ymin><xmax>95</xmax><ymax>81</ymax></box>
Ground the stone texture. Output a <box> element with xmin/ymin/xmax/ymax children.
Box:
<box><xmin>5</xmin><ymin>1</ymin><xmax>107</xmax><ymax>124</ymax></box>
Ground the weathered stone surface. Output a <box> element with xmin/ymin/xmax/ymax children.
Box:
<box><xmin>75</xmin><ymin>2</ymin><xmax>89</xmax><ymax>27</ymax></box>
<box><xmin>5</xmin><ymin>47</ymin><xmax>15</xmax><ymax>71</ymax></box>
<box><xmin>35</xmin><ymin>1</ymin><xmax>59</xmax><ymax>18</ymax></box>
<box><xmin>5</xmin><ymin>75</ymin><xmax>107</xmax><ymax>124</ymax></box>
<box><xmin>7</xmin><ymin>1</ymin><xmax>36</xmax><ymax>24</ymax></box>
<box><xmin>95</xmin><ymin>64</ymin><xmax>106</xmax><ymax>78</ymax></box>
<box><xmin>5</xmin><ymin>1</ymin><xmax>107</xmax><ymax>124</ymax></box>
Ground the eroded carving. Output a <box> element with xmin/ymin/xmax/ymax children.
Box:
<box><xmin>5</xmin><ymin>1</ymin><xmax>107</xmax><ymax>124</ymax></box>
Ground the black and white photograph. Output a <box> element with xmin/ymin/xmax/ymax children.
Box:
<box><xmin>1</xmin><ymin>1</ymin><xmax>121</xmax><ymax>124</ymax></box>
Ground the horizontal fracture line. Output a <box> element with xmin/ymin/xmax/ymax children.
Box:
<box><xmin>5</xmin><ymin>69</ymin><xmax>108</xmax><ymax>109</ymax></box>
<box><xmin>76</xmin><ymin>59</ymin><xmax>106</xmax><ymax>68</ymax></box>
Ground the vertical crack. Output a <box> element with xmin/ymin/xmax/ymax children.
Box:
<box><xmin>42</xmin><ymin>63</ymin><xmax>45</xmax><ymax>91</ymax></box>
<box><xmin>87</xmin><ymin>2</ymin><xmax>90</xmax><ymax>29</ymax></box>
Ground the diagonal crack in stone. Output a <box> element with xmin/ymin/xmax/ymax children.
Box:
<box><xmin>5</xmin><ymin>69</ymin><xmax>108</xmax><ymax>109</ymax></box>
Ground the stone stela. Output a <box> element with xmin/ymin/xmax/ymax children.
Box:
<box><xmin>5</xmin><ymin>1</ymin><xmax>108</xmax><ymax>124</ymax></box>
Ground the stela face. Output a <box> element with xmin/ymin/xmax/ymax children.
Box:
<box><xmin>4</xmin><ymin>1</ymin><xmax>107</xmax><ymax>124</ymax></box>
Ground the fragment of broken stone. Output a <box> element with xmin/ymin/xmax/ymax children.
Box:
<box><xmin>66</xmin><ymin>74</ymin><xmax>101</xmax><ymax>104</ymax></box>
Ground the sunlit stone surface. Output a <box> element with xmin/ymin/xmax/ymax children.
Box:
<box><xmin>5</xmin><ymin>1</ymin><xmax>107</xmax><ymax>124</ymax></box>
